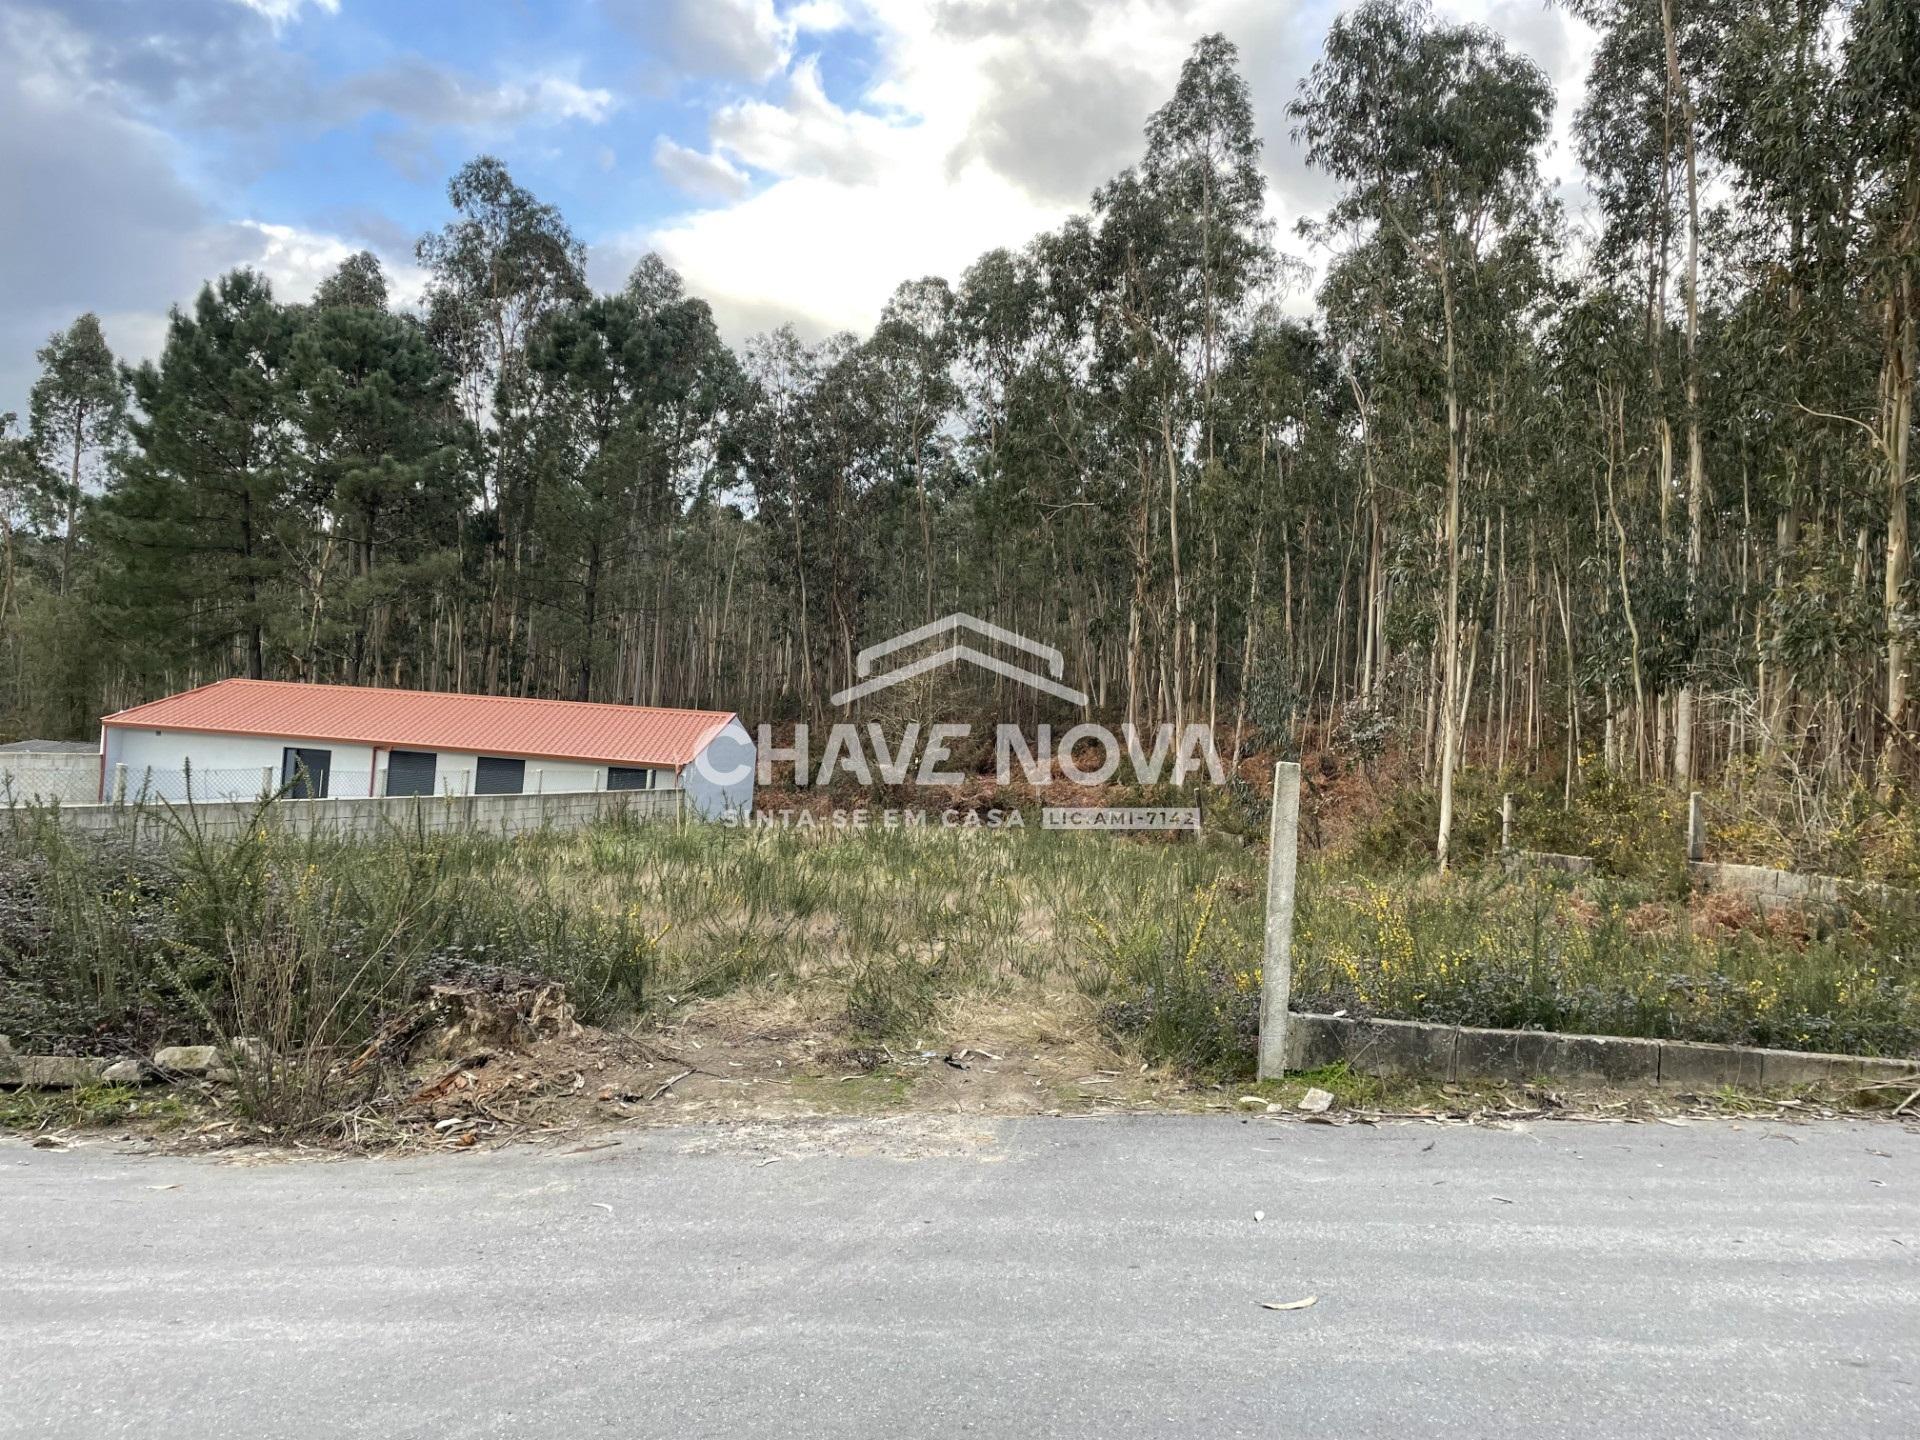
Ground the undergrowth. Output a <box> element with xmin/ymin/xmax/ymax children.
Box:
<box><xmin>4</xmin><ymin>767</ymin><xmax>1916</xmax><ymax>1113</ymax></box>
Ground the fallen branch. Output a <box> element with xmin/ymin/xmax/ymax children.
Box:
<box><xmin>650</xmin><ymin>1068</ymin><xmax>694</xmax><ymax>1102</ymax></box>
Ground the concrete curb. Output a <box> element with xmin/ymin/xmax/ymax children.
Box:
<box><xmin>1502</xmin><ymin>849</ymin><xmax>1595</xmax><ymax>876</ymax></box>
<box><xmin>1690</xmin><ymin>860</ymin><xmax>1920</xmax><ymax>912</ymax></box>
<box><xmin>1283</xmin><ymin>1012</ymin><xmax>1918</xmax><ymax>1090</ymax></box>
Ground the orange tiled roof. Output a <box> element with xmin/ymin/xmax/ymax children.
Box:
<box><xmin>103</xmin><ymin>680</ymin><xmax>736</xmax><ymax>769</ymax></box>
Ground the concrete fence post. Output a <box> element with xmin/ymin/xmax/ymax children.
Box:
<box><xmin>1687</xmin><ymin>790</ymin><xmax>1706</xmax><ymax>863</ymax></box>
<box><xmin>1257</xmin><ymin>760</ymin><xmax>1302</xmax><ymax>1081</ymax></box>
<box><xmin>261</xmin><ymin>765</ymin><xmax>274</xmax><ymax>798</ymax></box>
<box><xmin>1501</xmin><ymin>792</ymin><xmax>1514</xmax><ymax>852</ymax></box>
<box><xmin>112</xmin><ymin>764</ymin><xmax>127</xmax><ymax>807</ymax></box>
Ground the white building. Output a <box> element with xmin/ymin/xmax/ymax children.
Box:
<box><xmin>99</xmin><ymin>679</ymin><xmax>755</xmax><ymax>819</ymax></box>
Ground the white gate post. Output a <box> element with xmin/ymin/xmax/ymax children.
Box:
<box><xmin>1257</xmin><ymin>761</ymin><xmax>1302</xmax><ymax>1081</ymax></box>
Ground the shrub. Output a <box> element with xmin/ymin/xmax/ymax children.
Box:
<box><xmin>1085</xmin><ymin>878</ymin><xmax>1262</xmax><ymax>1076</ymax></box>
<box><xmin>845</xmin><ymin>955</ymin><xmax>942</xmax><ymax>1041</ymax></box>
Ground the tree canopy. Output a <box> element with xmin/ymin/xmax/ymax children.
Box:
<box><xmin>2</xmin><ymin>10</ymin><xmax>1915</xmax><ymax>850</ymax></box>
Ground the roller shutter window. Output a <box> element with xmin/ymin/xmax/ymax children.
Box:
<box><xmin>606</xmin><ymin>766</ymin><xmax>657</xmax><ymax>791</ymax></box>
<box><xmin>473</xmin><ymin>755</ymin><xmax>526</xmax><ymax>795</ymax></box>
<box><xmin>385</xmin><ymin>749</ymin><xmax>438</xmax><ymax>797</ymax></box>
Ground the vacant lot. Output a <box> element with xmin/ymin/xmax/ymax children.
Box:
<box><xmin>5</xmin><ymin>793</ymin><xmax>1917</xmax><ymax>1125</ymax></box>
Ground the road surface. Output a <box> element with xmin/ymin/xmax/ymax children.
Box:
<box><xmin>4</xmin><ymin>1114</ymin><xmax>1916</xmax><ymax>1438</ymax></box>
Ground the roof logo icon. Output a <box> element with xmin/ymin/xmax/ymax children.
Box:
<box><xmin>830</xmin><ymin>614</ymin><xmax>1090</xmax><ymax>707</ymax></box>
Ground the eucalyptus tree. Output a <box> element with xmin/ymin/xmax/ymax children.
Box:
<box><xmin>867</xmin><ymin>277</ymin><xmax>959</xmax><ymax>624</ymax></box>
<box><xmin>954</xmin><ymin>247</ymin><xmax>1043</xmax><ymax>485</ymax></box>
<box><xmin>0</xmin><ymin>412</ymin><xmax>35</xmax><ymax>624</ymax></box>
<box><xmin>532</xmin><ymin>260</ymin><xmax>739</xmax><ymax>704</ymax></box>
<box><xmin>1569</xmin><ymin>0</ymin><xmax>1721</xmax><ymax>780</ymax></box>
<box><xmin>27</xmin><ymin>313</ymin><xmax>127</xmax><ymax>597</ymax></box>
<box><xmin>1090</xmin><ymin>33</ymin><xmax>1273</xmax><ymax>734</ymax></box>
<box><xmin>1211</xmin><ymin>311</ymin><xmax>1338</xmax><ymax>756</ymax></box>
<box><xmin>1692</xmin><ymin>0</ymin><xmax>1865</xmax><ymax>764</ymax></box>
<box><xmin>530</xmin><ymin>294</ymin><xmax>650</xmax><ymax>701</ymax></box>
<box><xmin>1140</xmin><ymin>32</ymin><xmax>1274</xmax><ymax>460</ymax></box>
<box><xmin>4</xmin><ymin>1</ymin><xmax>1909</xmax><ymax>812</ymax></box>
<box><xmin>739</xmin><ymin>326</ymin><xmax>826</xmax><ymax>719</ymax></box>
<box><xmin>1842</xmin><ymin>0</ymin><xmax>1920</xmax><ymax>781</ymax></box>
<box><xmin>417</xmin><ymin>156</ymin><xmax>587</xmax><ymax>690</ymax></box>
<box><xmin>1292</xmin><ymin>0</ymin><xmax>1555</xmax><ymax>868</ymax></box>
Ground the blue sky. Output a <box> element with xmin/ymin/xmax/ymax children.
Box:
<box><xmin>0</xmin><ymin>0</ymin><xmax>1595</xmax><ymax>417</ymax></box>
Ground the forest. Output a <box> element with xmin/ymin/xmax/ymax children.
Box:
<box><xmin>0</xmin><ymin>0</ymin><xmax>1915</xmax><ymax>866</ymax></box>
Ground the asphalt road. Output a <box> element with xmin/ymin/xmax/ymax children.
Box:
<box><xmin>4</xmin><ymin>1114</ymin><xmax>1916</xmax><ymax>1438</ymax></box>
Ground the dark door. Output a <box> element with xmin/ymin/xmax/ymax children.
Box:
<box><xmin>607</xmin><ymin>766</ymin><xmax>657</xmax><ymax>791</ymax></box>
<box><xmin>473</xmin><ymin>756</ymin><xmax>525</xmax><ymax>795</ymax></box>
<box><xmin>385</xmin><ymin>749</ymin><xmax>438</xmax><ymax>797</ymax></box>
<box><xmin>282</xmin><ymin>746</ymin><xmax>331</xmax><ymax>799</ymax></box>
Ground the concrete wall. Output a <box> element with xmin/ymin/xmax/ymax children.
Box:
<box><xmin>0</xmin><ymin>752</ymin><xmax>98</xmax><ymax>804</ymax></box>
<box><xmin>681</xmin><ymin>718</ymin><xmax>755</xmax><ymax>819</ymax></box>
<box><xmin>1502</xmin><ymin>849</ymin><xmax>1595</xmax><ymax>877</ymax></box>
<box><xmin>39</xmin><ymin>786</ymin><xmax>680</xmax><ymax>845</ymax></box>
<box><xmin>1285</xmin><ymin>1011</ymin><xmax>1918</xmax><ymax>1089</ymax></box>
<box><xmin>1688</xmin><ymin>860</ymin><xmax>1916</xmax><ymax>912</ymax></box>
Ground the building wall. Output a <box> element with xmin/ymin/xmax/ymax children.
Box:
<box><xmin>105</xmin><ymin>728</ymin><xmax>378</xmax><ymax>801</ymax></box>
<box><xmin>101</xmin><ymin>726</ymin><xmax>678</xmax><ymax>802</ymax></box>
<box><xmin>681</xmin><ymin>718</ymin><xmax>755</xmax><ymax>819</ymax></box>
<box><xmin>416</xmin><ymin>752</ymin><xmax>671</xmax><ymax>796</ymax></box>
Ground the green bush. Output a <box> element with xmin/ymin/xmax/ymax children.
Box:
<box><xmin>1084</xmin><ymin>877</ymin><xmax>1262</xmax><ymax>1076</ymax></box>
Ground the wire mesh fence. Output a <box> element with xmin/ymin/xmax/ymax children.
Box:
<box><xmin>2</xmin><ymin>761</ymin><xmax>676</xmax><ymax>810</ymax></box>
<box><xmin>0</xmin><ymin>766</ymin><xmax>102</xmax><ymax>807</ymax></box>
<box><xmin>122</xmin><ymin>766</ymin><xmax>311</xmax><ymax>805</ymax></box>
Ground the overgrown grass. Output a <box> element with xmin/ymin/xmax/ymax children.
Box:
<box><xmin>0</xmin><ymin>806</ymin><xmax>1237</xmax><ymax>1077</ymax></box>
<box><xmin>1293</xmin><ymin>867</ymin><xmax>1919</xmax><ymax>1055</ymax></box>
<box><xmin>0</xmin><ymin>1082</ymin><xmax>194</xmax><ymax>1135</ymax></box>
<box><xmin>4</xmin><ymin>785</ymin><xmax>1915</xmax><ymax>1116</ymax></box>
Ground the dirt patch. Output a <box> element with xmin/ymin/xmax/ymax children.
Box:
<box><xmin>668</xmin><ymin>1114</ymin><xmax>1007</xmax><ymax>1162</ymax></box>
<box><xmin>13</xmin><ymin>974</ymin><xmax>1910</xmax><ymax>1158</ymax></box>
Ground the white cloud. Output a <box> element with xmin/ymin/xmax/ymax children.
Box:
<box><xmin>34</xmin><ymin>222</ymin><xmax>428</xmax><ymax>396</ymax></box>
<box><xmin>639</xmin><ymin>0</ymin><xmax>1598</xmax><ymax>346</ymax></box>
<box><xmin>340</xmin><ymin>62</ymin><xmax>619</xmax><ymax>131</ymax></box>
<box><xmin>641</xmin><ymin>0</ymin><xmax>1322</xmax><ymax>343</ymax></box>
<box><xmin>790</xmin><ymin>0</ymin><xmax>854</xmax><ymax>32</ymax></box>
<box><xmin>237</xmin><ymin>221</ymin><xmax>430</xmax><ymax>310</ymax></box>
<box><xmin>611</xmin><ymin>0</ymin><xmax>793</xmax><ymax>81</ymax></box>
<box><xmin>708</xmin><ymin>56</ymin><xmax>903</xmax><ymax>184</ymax></box>
<box><xmin>653</xmin><ymin>138</ymin><xmax>752</xmax><ymax>199</ymax></box>
<box><xmin>511</xmin><ymin>74</ymin><xmax>618</xmax><ymax>125</ymax></box>
<box><xmin>648</xmin><ymin>162</ymin><xmax>1060</xmax><ymax>340</ymax></box>
<box><xmin>231</xmin><ymin>0</ymin><xmax>340</xmax><ymax>28</ymax></box>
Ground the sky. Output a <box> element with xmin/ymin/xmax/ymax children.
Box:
<box><xmin>0</xmin><ymin>0</ymin><xmax>1597</xmax><ymax>419</ymax></box>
